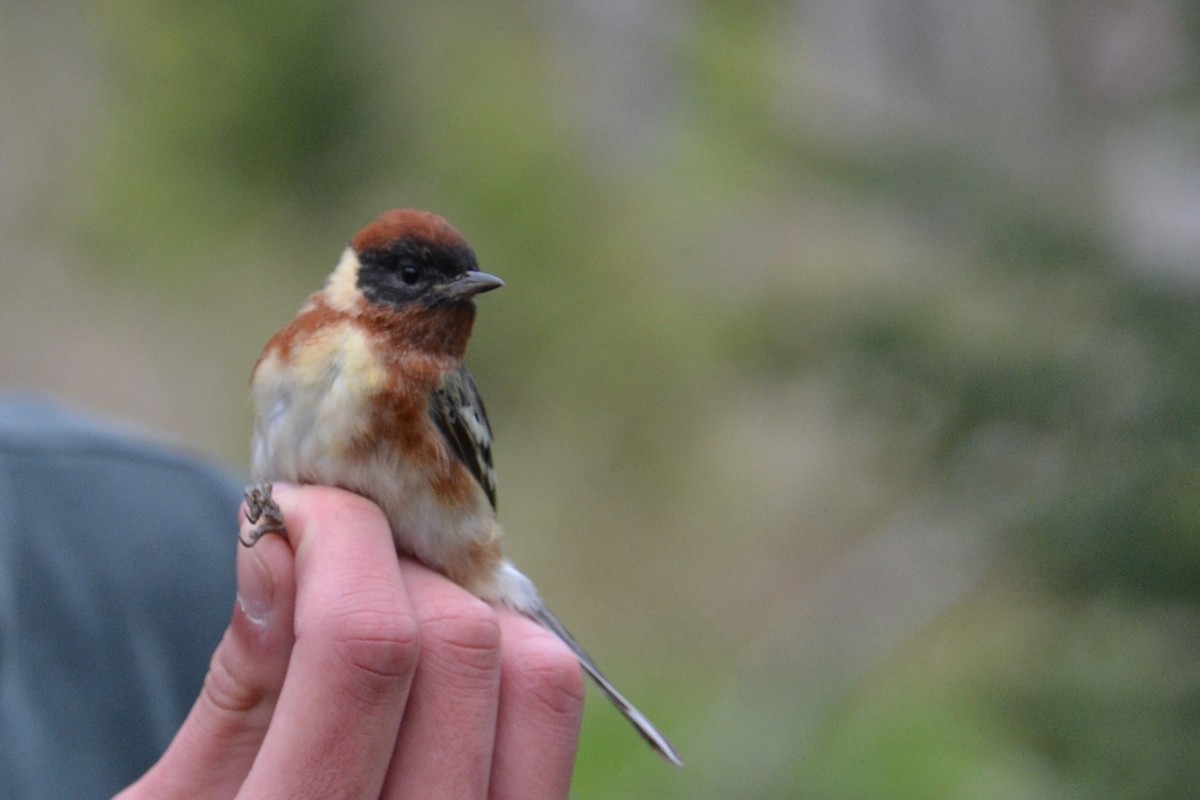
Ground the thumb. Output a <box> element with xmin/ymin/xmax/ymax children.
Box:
<box><xmin>117</xmin><ymin>503</ymin><xmax>297</xmax><ymax>799</ymax></box>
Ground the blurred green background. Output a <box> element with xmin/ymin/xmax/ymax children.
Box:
<box><xmin>5</xmin><ymin>1</ymin><xmax>1200</xmax><ymax>797</ymax></box>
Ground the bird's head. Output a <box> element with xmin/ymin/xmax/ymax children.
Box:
<box><xmin>338</xmin><ymin>209</ymin><xmax>503</xmax><ymax>312</ymax></box>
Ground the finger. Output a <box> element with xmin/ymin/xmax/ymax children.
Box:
<box><xmin>116</xmin><ymin>506</ymin><xmax>297</xmax><ymax>799</ymax></box>
<box><xmin>238</xmin><ymin>485</ymin><xmax>421</xmax><ymax>799</ymax></box>
<box><xmin>381</xmin><ymin>560</ymin><xmax>503</xmax><ymax>800</ymax></box>
<box><xmin>487</xmin><ymin>611</ymin><xmax>584</xmax><ymax>800</ymax></box>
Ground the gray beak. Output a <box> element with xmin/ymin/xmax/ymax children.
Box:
<box><xmin>448</xmin><ymin>270</ymin><xmax>505</xmax><ymax>297</ymax></box>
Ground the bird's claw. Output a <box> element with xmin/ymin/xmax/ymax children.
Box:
<box><xmin>241</xmin><ymin>481</ymin><xmax>288</xmax><ymax>546</ymax></box>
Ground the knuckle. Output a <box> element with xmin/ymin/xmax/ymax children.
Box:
<box><xmin>202</xmin><ymin>631</ymin><xmax>267</xmax><ymax>713</ymax></box>
<box><xmin>419</xmin><ymin>596</ymin><xmax>502</xmax><ymax>675</ymax></box>
<box><xmin>323</xmin><ymin>602</ymin><xmax>422</xmax><ymax>685</ymax></box>
<box><xmin>509</xmin><ymin>637</ymin><xmax>586</xmax><ymax>716</ymax></box>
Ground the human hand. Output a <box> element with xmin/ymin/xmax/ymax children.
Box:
<box><xmin>116</xmin><ymin>484</ymin><xmax>583</xmax><ymax>799</ymax></box>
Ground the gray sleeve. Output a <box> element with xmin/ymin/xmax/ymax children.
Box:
<box><xmin>0</xmin><ymin>396</ymin><xmax>240</xmax><ymax>799</ymax></box>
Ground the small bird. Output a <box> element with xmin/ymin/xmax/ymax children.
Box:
<box><xmin>244</xmin><ymin>208</ymin><xmax>681</xmax><ymax>765</ymax></box>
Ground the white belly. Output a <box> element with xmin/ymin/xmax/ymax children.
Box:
<box><xmin>249</xmin><ymin>333</ymin><xmax>496</xmax><ymax>574</ymax></box>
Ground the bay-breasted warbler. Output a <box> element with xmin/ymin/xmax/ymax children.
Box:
<box><xmin>244</xmin><ymin>209</ymin><xmax>681</xmax><ymax>765</ymax></box>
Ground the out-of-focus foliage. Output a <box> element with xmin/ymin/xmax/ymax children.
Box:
<box><xmin>5</xmin><ymin>1</ymin><xmax>1200</xmax><ymax>797</ymax></box>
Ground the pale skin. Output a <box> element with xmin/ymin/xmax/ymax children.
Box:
<box><xmin>116</xmin><ymin>484</ymin><xmax>584</xmax><ymax>800</ymax></box>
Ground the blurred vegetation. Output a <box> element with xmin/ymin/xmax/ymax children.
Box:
<box><xmin>5</xmin><ymin>0</ymin><xmax>1200</xmax><ymax>797</ymax></box>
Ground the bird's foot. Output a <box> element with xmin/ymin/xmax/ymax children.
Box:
<box><xmin>241</xmin><ymin>481</ymin><xmax>288</xmax><ymax>546</ymax></box>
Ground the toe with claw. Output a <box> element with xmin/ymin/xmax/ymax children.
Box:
<box><xmin>241</xmin><ymin>481</ymin><xmax>288</xmax><ymax>546</ymax></box>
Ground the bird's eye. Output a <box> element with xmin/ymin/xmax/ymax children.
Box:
<box><xmin>400</xmin><ymin>265</ymin><xmax>420</xmax><ymax>285</ymax></box>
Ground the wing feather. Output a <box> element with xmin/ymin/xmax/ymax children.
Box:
<box><xmin>429</xmin><ymin>365</ymin><xmax>497</xmax><ymax>509</ymax></box>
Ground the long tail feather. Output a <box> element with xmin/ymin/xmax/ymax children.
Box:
<box><xmin>528</xmin><ymin>604</ymin><xmax>684</xmax><ymax>767</ymax></box>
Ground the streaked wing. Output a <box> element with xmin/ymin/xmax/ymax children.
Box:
<box><xmin>429</xmin><ymin>365</ymin><xmax>497</xmax><ymax>509</ymax></box>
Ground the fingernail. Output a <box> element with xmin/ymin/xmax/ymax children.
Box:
<box><xmin>237</xmin><ymin>544</ymin><xmax>275</xmax><ymax>627</ymax></box>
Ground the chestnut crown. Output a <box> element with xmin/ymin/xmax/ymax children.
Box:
<box><xmin>351</xmin><ymin>209</ymin><xmax>502</xmax><ymax>309</ymax></box>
